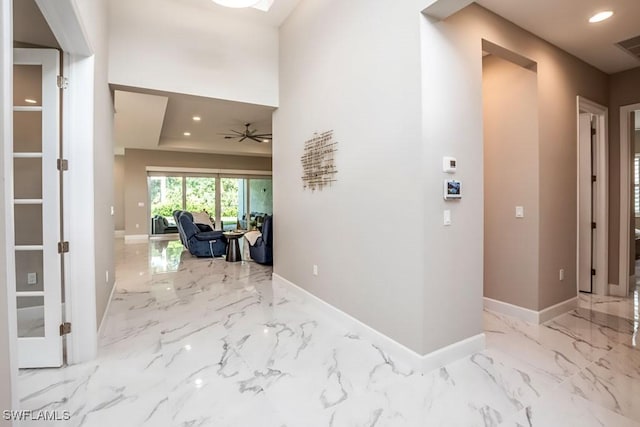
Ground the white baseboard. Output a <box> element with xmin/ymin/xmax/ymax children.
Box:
<box><xmin>114</xmin><ymin>230</ymin><xmax>125</xmax><ymax>238</ymax></box>
<box><xmin>97</xmin><ymin>280</ymin><xmax>118</xmax><ymax>337</ymax></box>
<box><xmin>124</xmin><ymin>234</ymin><xmax>149</xmax><ymax>243</ymax></box>
<box><xmin>273</xmin><ymin>273</ymin><xmax>484</xmax><ymax>374</ymax></box>
<box><xmin>538</xmin><ymin>297</ymin><xmax>578</xmax><ymax>323</ymax></box>
<box><xmin>484</xmin><ymin>296</ymin><xmax>577</xmax><ymax>324</ymax></box>
<box><xmin>421</xmin><ymin>333</ymin><xmax>486</xmax><ymax>373</ymax></box>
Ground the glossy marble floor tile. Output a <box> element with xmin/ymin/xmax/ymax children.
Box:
<box><xmin>16</xmin><ymin>238</ymin><xmax>640</xmax><ymax>426</ymax></box>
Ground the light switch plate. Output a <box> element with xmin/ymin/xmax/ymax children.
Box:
<box><xmin>515</xmin><ymin>206</ymin><xmax>524</xmax><ymax>218</ymax></box>
<box><xmin>444</xmin><ymin>210</ymin><xmax>451</xmax><ymax>226</ymax></box>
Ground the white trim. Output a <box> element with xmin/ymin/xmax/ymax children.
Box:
<box><xmin>125</xmin><ymin>234</ymin><xmax>149</xmax><ymax>243</ymax></box>
<box><xmin>12</xmin><ymin>106</ymin><xmax>42</xmax><ymax>112</ymax></box>
<box><xmin>97</xmin><ymin>279</ymin><xmax>117</xmax><ymax>337</ymax></box>
<box><xmin>145</xmin><ymin>166</ymin><xmax>272</xmax><ymax>176</ymax></box>
<box><xmin>273</xmin><ymin>273</ymin><xmax>483</xmax><ymax>373</ymax></box>
<box><xmin>577</xmin><ymin>97</ymin><xmax>608</xmax><ymax>296</ymax></box>
<box><xmin>34</xmin><ymin>0</ymin><xmax>91</xmax><ymax>56</ymax></box>
<box><xmin>13</xmin><ymin>152</ymin><xmax>42</xmax><ymax>159</ymax></box>
<box><xmin>618</xmin><ymin>103</ymin><xmax>640</xmax><ymax>297</ymax></box>
<box><xmin>114</xmin><ymin>230</ymin><xmax>125</xmax><ymax>238</ymax></box>
<box><xmin>484</xmin><ymin>296</ymin><xmax>577</xmax><ymax>324</ymax></box>
<box><xmin>421</xmin><ymin>333</ymin><xmax>486</xmax><ymax>373</ymax></box>
<box><xmin>60</xmin><ymin>55</ymin><xmax>97</xmax><ymax>365</ymax></box>
<box><xmin>0</xmin><ymin>0</ymin><xmax>19</xmax><ymax>408</ymax></box>
<box><xmin>484</xmin><ymin>297</ymin><xmax>539</xmax><ymax>323</ymax></box>
<box><xmin>538</xmin><ymin>297</ymin><xmax>578</xmax><ymax>323</ymax></box>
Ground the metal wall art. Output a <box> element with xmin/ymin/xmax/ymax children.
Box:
<box><xmin>301</xmin><ymin>130</ymin><xmax>338</xmax><ymax>191</ymax></box>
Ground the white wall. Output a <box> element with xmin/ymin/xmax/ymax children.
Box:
<box><xmin>108</xmin><ymin>0</ymin><xmax>279</xmax><ymax>107</ymax></box>
<box><xmin>72</xmin><ymin>0</ymin><xmax>115</xmax><ymax>332</ymax></box>
<box><xmin>276</xmin><ymin>0</ymin><xmax>427</xmax><ymax>354</ymax></box>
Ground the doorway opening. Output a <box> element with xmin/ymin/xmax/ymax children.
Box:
<box><xmin>482</xmin><ymin>41</ymin><xmax>540</xmax><ymax>315</ymax></box>
<box><xmin>576</xmin><ymin>98</ymin><xmax>608</xmax><ymax>296</ymax></box>
<box><xmin>617</xmin><ymin>104</ymin><xmax>640</xmax><ymax>297</ymax></box>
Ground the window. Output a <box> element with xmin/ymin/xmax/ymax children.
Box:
<box><xmin>147</xmin><ymin>171</ymin><xmax>271</xmax><ymax>234</ymax></box>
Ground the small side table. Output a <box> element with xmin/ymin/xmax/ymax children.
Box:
<box><xmin>223</xmin><ymin>231</ymin><xmax>246</xmax><ymax>262</ymax></box>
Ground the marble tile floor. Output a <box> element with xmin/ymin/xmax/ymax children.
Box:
<box><xmin>17</xmin><ymin>238</ymin><xmax>640</xmax><ymax>426</ymax></box>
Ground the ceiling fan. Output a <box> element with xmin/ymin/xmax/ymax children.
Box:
<box><xmin>220</xmin><ymin>123</ymin><xmax>272</xmax><ymax>143</ymax></box>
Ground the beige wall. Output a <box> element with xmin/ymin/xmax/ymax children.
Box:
<box><xmin>438</xmin><ymin>5</ymin><xmax>608</xmax><ymax>311</ymax></box>
<box><xmin>483</xmin><ymin>54</ymin><xmax>539</xmax><ymax>310</ymax></box>
<box><xmin>608</xmin><ymin>68</ymin><xmax>640</xmax><ymax>284</ymax></box>
<box><xmin>114</xmin><ymin>155</ymin><xmax>125</xmax><ymax>230</ymax></box>
<box><xmin>123</xmin><ymin>149</ymin><xmax>271</xmax><ymax>236</ymax></box>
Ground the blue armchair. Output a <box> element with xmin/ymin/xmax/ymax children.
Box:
<box><xmin>178</xmin><ymin>212</ymin><xmax>227</xmax><ymax>257</ymax></box>
<box><xmin>174</xmin><ymin>210</ymin><xmax>214</xmax><ymax>248</ymax></box>
<box><xmin>249</xmin><ymin>215</ymin><xmax>273</xmax><ymax>265</ymax></box>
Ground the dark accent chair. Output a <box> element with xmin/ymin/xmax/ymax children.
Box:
<box><xmin>174</xmin><ymin>210</ymin><xmax>214</xmax><ymax>248</ymax></box>
<box><xmin>249</xmin><ymin>215</ymin><xmax>272</xmax><ymax>265</ymax></box>
<box><xmin>152</xmin><ymin>215</ymin><xmax>178</xmax><ymax>234</ymax></box>
<box><xmin>178</xmin><ymin>212</ymin><xmax>227</xmax><ymax>257</ymax></box>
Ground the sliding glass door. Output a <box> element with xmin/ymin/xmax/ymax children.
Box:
<box><xmin>148</xmin><ymin>172</ymin><xmax>271</xmax><ymax>234</ymax></box>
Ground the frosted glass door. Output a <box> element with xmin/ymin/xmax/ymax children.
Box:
<box><xmin>14</xmin><ymin>49</ymin><xmax>63</xmax><ymax>367</ymax></box>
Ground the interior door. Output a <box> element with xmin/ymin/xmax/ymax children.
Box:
<box><xmin>13</xmin><ymin>48</ymin><xmax>63</xmax><ymax>367</ymax></box>
<box><xmin>578</xmin><ymin>113</ymin><xmax>593</xmax><ymax>293</ymax></box>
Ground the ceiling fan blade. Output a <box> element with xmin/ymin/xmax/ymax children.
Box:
<box><xmin>252</xmin><ymin>133</ymin><xmax>272</xmax><ymax>138</ymax></box>
<box><xmin>239</xmin><ymin>136</ymin><xmax>247</xmax><ymax>142</ymax></box>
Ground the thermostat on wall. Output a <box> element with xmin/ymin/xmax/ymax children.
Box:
<box><xmin>443</xmin><ymin>157</ymin><xmax>457</xmax><ymax>173</ymax></box>
<box><xmin>444</xmin><ymin>179</ymin><xmax>462</xmax><ymax>200</ymax></box>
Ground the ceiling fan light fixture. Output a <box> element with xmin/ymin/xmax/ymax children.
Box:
<box><xmin>588</xmin><ymin>11</ymin><xmax>613</xmax><ymax>23</ymax></box>
<box><xmin>212</xmin><ymin>0</ymin><xmax>260</xmax><ymax>8</ymax></box>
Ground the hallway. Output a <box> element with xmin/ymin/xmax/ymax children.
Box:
<box><xmin>16</xmin><ymin>239</ymin><xmax>640</xmax><ymax>426</ymax></box>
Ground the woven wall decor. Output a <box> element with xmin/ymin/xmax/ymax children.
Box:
<box><xmin>301</xmin><ymin>130</ymin><xmax>338</xmax><ymax>191</ymax></box>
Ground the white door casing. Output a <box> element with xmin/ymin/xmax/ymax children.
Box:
<box><xmin>13</xmin><ymin>48</ymin><xmax>63</xmax><ymax>368</ymax></box>
<box><xmin>577</xmin><ymin>97</ymin><xmax>608</xmax><ymax>296</ymax></box>
<box><xmin>618</xmin><ymin>104</ymin><xmax>640</xmax><ymax>297</ymax></box>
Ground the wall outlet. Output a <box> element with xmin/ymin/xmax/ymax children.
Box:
<box><xmin>559</xmin><ymin>269</ymin><xmax>565</xmax><ymax>281</ymax></box>
<box><xmin>135</xmin><ymin>223</ymin><xmax>140</xmax><ymax>229</ymax></box>
<box><xmin>137</xmin><ymin>202</ymin><xmax>145</xmax><ymax>207</ymax></box>
<box><xmin>27</xmin><ymin>272</ymin><xmax>37</xmax><ymax>285</ymax></box>
<box><xmin>313</xmin><ymin>265</ymin><xmax>318</xmax><ymax>276</ymax></box>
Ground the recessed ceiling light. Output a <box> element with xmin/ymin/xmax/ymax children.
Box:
<box><xmin>212</xmin><ymin>0</ymin><xmax>260</xmax><ymax>8</ymax></box>
<box><xmin>183</xmin><ymin>132</ymin><xmax>191</xmax><ymax>136</ymax></box>
<box><xmin>192</xmin><ymin>116</ymin><xmax>201</xmax><ymax>122</ymax></box>
<box><xmin>589</xmin><ymin>11</ymin><xmax>613</xmax><ymax>23</ymax></box>
<box><xmin>24</xmin><ymin>99</ymin><xmax>37</xmax><ymax>104</ymax></box>
<box><xmin>262</xmin><ymin>139</ymin><xmax>270</xmax><ymax>143</ymax></box>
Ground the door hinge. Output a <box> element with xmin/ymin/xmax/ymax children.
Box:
<box><xmin>57</xmin><ymin>241</ymin><xmax>69</xmax><ymax>253</ymax></box>
<box><xmin>56</xmin><ymin>75</ymin><xmax>69</xmax><ymax>89</ymax></box>
<box><xmin>592</xmin><ymin>175</ymin><xmax>597</xmax><ymax>183</ymax></box>
<box><xmin>592</xmin><ymin>222</ymin><xmax>597</xmax><ymax>229</ymax></box>
<box><xmin>591</xmin><ymin>128</ymin><xmax>596</xmax><ymax>136</ymax></box>
<box><xmin>57</xmin><ymin>159</ymin><xmax>68</xmax><ymax>171</ymax></box>
<box><xmin>591</xmin><ymin>268</ymin><xmax>596</xmax><ymax>276</ymax></box>
<box><xmin>59</xmin><ymin>322</ymin><xmax>71</xmax><ymax>336</ymax></box>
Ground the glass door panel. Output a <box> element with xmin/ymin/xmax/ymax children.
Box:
<box><xmin>249</xmin><ymin>178</ymin><xmax>272</xmax><ymax>230</ymax></box>
<box><xmin>14</xmin><ymin>49</ymin><xmax>62</xmax><ymax>368</ymax></box>
<box><xmin>14</xmin><ymin>158</ymin><xmax>43</xmax><ymax>199</ymax></box>
<box><xmin>14</xmin><ymin>111</ymin><xmax>42</xmax><ymax>152</ymax></box>
<box><xmin>149</xmin><ymin>176</ymin><xmax>183</xmax><ymax>234</ymax></box>
<box><xmin>17</xmin><ymin>296</ymin><xmax>45</xmax><ymax>338</ymax></box>
<box><xmin>221</xmin><ymin>177</ymin><xmax>247</xmax><ymax>230</ymax></box>
<box><xmin>185</xmin><ymin>177</ymin><xmax>216</xmax><ymax>226</ymax></box>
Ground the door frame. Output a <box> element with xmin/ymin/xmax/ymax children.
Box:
<box><xmin>617</xmin><ymin>103</ymin><xmax>640</xmax><ymax>297</ymax></box>
<box><xmin>576</xmin><ymin>97</ymin><xmax>608</xmax><ymax>296</ymax></box>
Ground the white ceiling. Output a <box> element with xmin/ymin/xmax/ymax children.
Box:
<box><xmin>476</xmin><ymin>0</ymin><xmax>640</xmax><ymax>74</ymax></box>
<box><xmin>113</xmin><ymin>87</ymin><xmax>275</xmax><ymax>157</ymax></box>
<box><xmin>174</xmin><ymin>0</ymin><xmax>301</xmax><ymax>27</ymax></box>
